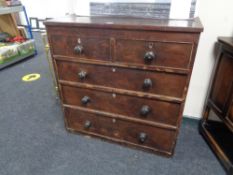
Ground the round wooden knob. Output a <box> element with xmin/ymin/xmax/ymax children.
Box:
<box><xmin>78</xmin><ymin>71</ymin><xmax>87</xmax><ymax>80</ymax></box>
<box><xmin>140</xmin><ymin>105</ymin><xmax>151</xmax><ymax>117</ymax></box>
<box><xmin>81</xmin><ymin>96</ymin><xmax>90</xmax><ymax>105</ymax></box>
<box><xmin>143</xmin><ymin>78</ymin><xmax>153</xmax><ymax>89</ymax></box>
<box><xmin>138</xmin><ymin>132</ymin><xmax>147</xmax><ymax>143</ymax></box>
<box><xmin>144</xmin><ymin>51</ymin><xmax>155</xmax><ymax>63</ymax></box>
<box><xmin>84</xmin><ymin>120</ymin><xmax>91</xmax><ymax>129</ymax></box>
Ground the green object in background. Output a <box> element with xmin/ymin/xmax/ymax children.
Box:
<box><xmin>0</xmin><ymin>44</ymin><xmax>18</xmax><ymax>61</ymax></box>
<box><xmin>17</xmin><ymin>40</ymin><xmax>35</xmax><ymax>55</ymax></box>
<box><xmin>0</xmin><ymin>39</ymin><xmax>35</xmax><ymax>65</ymax></box>
<box><xmin>0</xmin><ymin>49</ymin><xmax>35</xmax><ymax>65</ymax></box>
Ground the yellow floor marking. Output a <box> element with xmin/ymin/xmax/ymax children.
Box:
<box><xmin>22</xmin><ymin>73</ymin><xmax>41</xmax><ymax>82</ymax></box>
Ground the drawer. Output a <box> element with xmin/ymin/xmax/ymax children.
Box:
<box><xmin>61</xmin><ymin>85</ymin><xmax>181</xmax><ymax>126</ymax></box>
<box><xmin>115</xmin><ymin>39</ymin><xmax>193</xmax><ymax>69</ymax></box>
<box><xmin>50</xmin><ymin>34</ymin><xmax>110</xmax><ymax>61</ymax></box>
<box><xmin>56</xmin><ymin>60</ymin><xmax>187</xmax><ymax>98</ymax></box>
<box><xmin>65</xmin><ymin>107</ymin><xmax>176</xmax><ymax>154</ymax></box>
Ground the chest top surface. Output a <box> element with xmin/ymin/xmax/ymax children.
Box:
<box><xmin>44</xmin><ymin>16</ymin><xmax>203</xmax><ymax>33</ymax></box>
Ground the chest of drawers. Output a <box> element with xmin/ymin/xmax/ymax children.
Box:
<box><xmin>44</xmin><ymin>16</ymin><xmax>203</xmax><ymax>157</ymax></box>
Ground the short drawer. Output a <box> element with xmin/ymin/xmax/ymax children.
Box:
<box><xmin>65</xmin><ymin>107</ymin><xmax>176</xmax><ymax>154</ymax></box>
<box><xmin>61</xmin><ymin>85</ymin><xmax>181</xmax><ymax>126</ymax></box>
<box><xmin>50</xmin><ymin>34</ymin><xmax>110</xmax><ymax>61</ymax></box>
<box><xmin>56</xmin><ymin>60</ymin><xmax>187</xmax><ymax>98</ymax></box>
<box><xmin>115</xmin><ymin>39</ymin><xmax>193</xmax><ymax>69</ymax></box>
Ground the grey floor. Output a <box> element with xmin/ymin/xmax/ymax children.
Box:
<box><xmin>0</xmin><ymin>33</ymin><xmax>226</xmax><ymax>175</ymax></box>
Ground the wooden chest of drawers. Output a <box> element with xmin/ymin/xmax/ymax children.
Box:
<box><xmin>44</xmin><ymin>16</ymin><xmax>203</xmax><ymax>157</ymax></box>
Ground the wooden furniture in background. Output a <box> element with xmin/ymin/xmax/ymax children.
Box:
<box><xmin>45</xmin><ymin>16</ymin><xmax>203</xmax><ymax>157</ymax></box>
<box><xmin>201</xmin><ymin>37</ymin><xmax>233</xmax><ymax>174</ymax></box>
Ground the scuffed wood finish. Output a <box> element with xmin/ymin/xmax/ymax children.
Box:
<box><xmin>61</xmin><ymin>85</ymin><xmax>181</xmax><ymax>126</ymax></box>
<box><xmin>44</xmin><ymin>16</ymin><xmax>203</xmax><ymax>157</ymax></box>
<box><xmin>56</xmin><ymin>60</ymin><xmax>187</xmax><ymax>98</ymax></box>
<box><xmin>59</xmin><ymin>80</ymin><xmax>183</xmax><ymax>104</ymax></box>
<box><xmin>64</xmin><ymin>107</ymin><xmax>176</xmax><ymax>155</ymax></box>
<box><xmin>49</xmin><ymin>29</ymin><xmax>194</xmax><ymax>69</ymax></box>
<box><xmin>200</xmin><ymin>37</ymin><xmax>233</xmax><ymax>174</ymax></box>
<box><xmin>55</xmin><ymin>56</ymin><xmax>190</xmax><ymax>76</ymax></box>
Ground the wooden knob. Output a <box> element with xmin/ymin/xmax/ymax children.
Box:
<box><xmin>143</xmin><ymin>78</ymin><xmax>152</xmax><ymax>89</ymax></box>
<box><xmin>138</xmin><ymin>132</ymin><xmax>147</xmax><ymax>143</ymax></box>
<box><xmin>74</xmin><ymin>44</ymin><xmax>84</xmax><ymax>54</ymax></box>
<box><xmin>84</xmin><ymin>120</ymin><xmax>91</xmax><ymax>129</ymax></box>
<box><xmin>144</xmin><ymin>51</ymin><xmax>155</xmax><ymax>63</ymax></box>
<box><xmin>78</xmin><ymin>71</ymin><xmax>87</xmax><ymax>80</ymax></box>
<box><xmin>81</xmin><ymin>96</ymin><xmax>90</xmax><ymax>105</ymax></box>
<box><xmin>140</xmin><ymin>105</ymin><xmax>151</xmax><ymax>117</ymax></box>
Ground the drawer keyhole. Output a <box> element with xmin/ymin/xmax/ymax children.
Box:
<box><xmin>74</xmin><ymin>38</ymin><xmax>84</xmax><ymax>55</ymax></box>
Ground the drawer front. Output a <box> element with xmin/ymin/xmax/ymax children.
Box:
<box><xmin>49</xmin><ymin>29</ymin><xmax>193</xmax><ymax>69</ymax></box>
<box><xmin>50</xmin><ymin>34</ymin><xmax>110</xmax><ymax>61</ymax></box>
<box><xmin>65</xmin><ymin>107</ymin><xmax>176</xmax><ymax>153</ymax></box>
<box><xmin>56</xmin><ymin>60</ymin><xmax>187</xmax><ymax>98</ymax></box>
<box><xmin>61</xmin><ymin>85</ymin><xmax>181</xmax><ymax>126</ymax></box>
<box><xmin>115</xmin><ymin>39</ymin><xmax>193</xmax><ymax>69</ymax></box>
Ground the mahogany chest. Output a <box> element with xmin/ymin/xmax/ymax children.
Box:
<box><xmin>44</xmin><ymin>16</ymin><xmax>203</xmax><ymax>157</ymax></box>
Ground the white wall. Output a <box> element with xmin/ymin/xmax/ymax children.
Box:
<box><xmin>169</xmin><ymin>0</ymin><xmax>192</xmax><ymax>19</ymax></box>
<box><xmin>184</xmin><ymin>0</ymin><xmax>233</xmax><ymax>118</ymax></box>
<box><xmin>21</xmin><ymin>0</ymin><xmax>69</xmax><ymax>19</ymax></box>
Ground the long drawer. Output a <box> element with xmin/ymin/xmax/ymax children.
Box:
<box><xmin>56</xmin><ymin>60</ymin><xmax>187</xmax><ymax>98</ymax></box>
<box><xmin>65</xmin><ymin>107</ymin><xmax>176</xmax><ymax>155</ymax></box>
<box><xmin>49</xmin><ymin>28</ymin><xmax>193</xmax><ymax>69</ymax></box>
<box><xmin>61</xmin><ymin>85</ymin><xmax>181</xmax><ymax>126</ymax></box>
